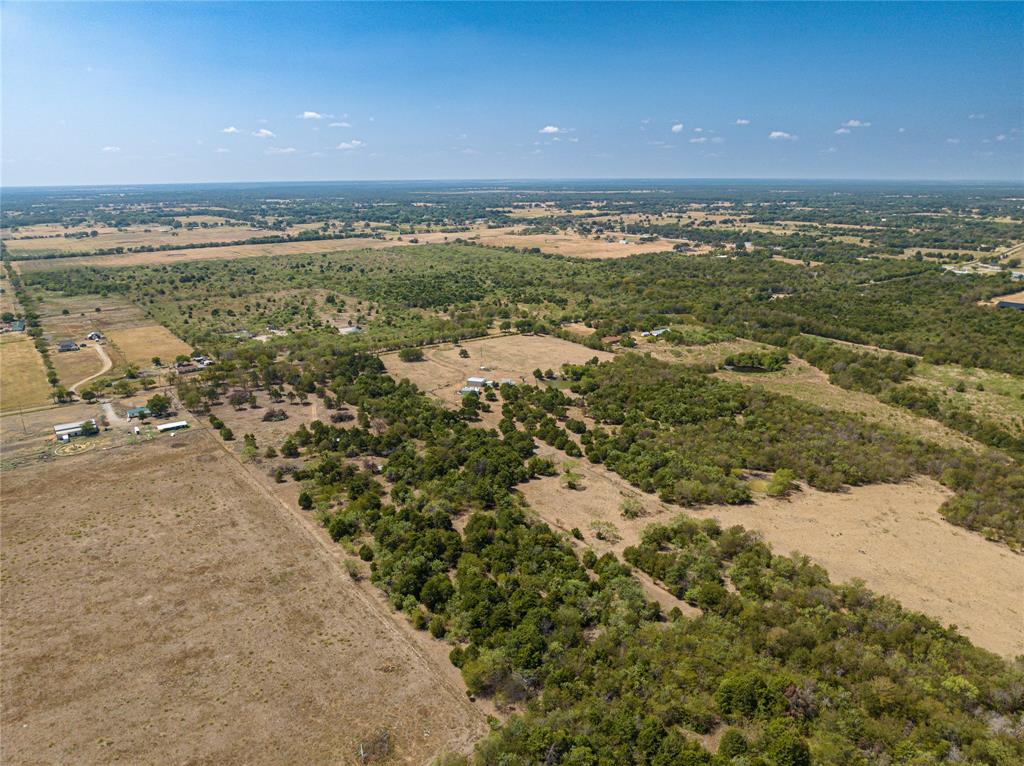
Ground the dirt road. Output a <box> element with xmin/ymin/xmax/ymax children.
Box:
<box><xmin>69</xmin><ymin>343</ymin><xmax>112</xmax><ymax>393</ymax></box>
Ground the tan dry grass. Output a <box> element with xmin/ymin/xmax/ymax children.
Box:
<box><xmin>0</xmin><ymin>335</ymin><xmax>52</xmax><ymax>412</ymax></box>
<box><xmin>15</xmin><ymin>237</ymin><xmax>403</xmax><ymax>272</ymax></box>
<box><xmin>2</xmin><ymin>222</ymin><xmax>271</xmax><ymax>256</ymax></box>
<box><xmin>1</xmin><ymin>430</ymin><xmax>486</xmax><ymax>764</ymax></box>
<box><xmin>715</xmin><ymin>357</ymin><xmax>979</xmax><ymax>451</ymax></box>
<box><xmin>49</xmin><ymin>344</ymin><xmax>105</xmax><ymax>389</ymax></box>
<box><xmin>518</xmin><ymin>450</ymin><xmax>1024</xmax><ymax>658</ymax></box>
<box><xmin>106</xmin><ymin>325</ymin><xmax>192</xmax><ymax>368</ymax></box>
<box><xmin>383</xmin><ymin>334</ymin><xmax>613</xmax><ymax>406</ymax></box>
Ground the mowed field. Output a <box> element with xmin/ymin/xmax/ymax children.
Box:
<box><xmin>516</xmin><ymin>447</ymin><xmax>1024</xmax><ymax>658</ymax></box>
<box><xmin>1</xmin><ymin>429</ymin><xmax>485</xmax><ymax>765</ymax></box>
<box><xmin>0</xmin><ymin>334</ymin><xmax>52</xmax><ymax>412</ymax></box>
<box><xmin>383</xmin><ymin>333</ymin><xmax>614</xmax><ymax>406</ymax></box>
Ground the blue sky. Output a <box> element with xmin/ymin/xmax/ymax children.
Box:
<box><xmin>2</xmin><ymin>1</ymin><xmax>1022</xmax><ymax>185</ymax></box>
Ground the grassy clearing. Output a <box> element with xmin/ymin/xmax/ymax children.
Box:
<box><xmin>912</xmin><ymin>361</ymin><xmax>1024</xmax><ymax>434</ymax></box>
<box><xmin>0</xmin><ymin>335</ymin><xmax>52</xmax><ymax>412</ymax></box>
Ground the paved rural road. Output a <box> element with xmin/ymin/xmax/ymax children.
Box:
<box><xmin>69</xmin><ymin>343</ymin><xmax>113</xmax><ymax>393</ymax></box>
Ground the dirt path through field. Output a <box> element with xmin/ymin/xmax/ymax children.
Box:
<box><xmin>69</xmin><ymin>343</ymin><xmax>112</xmax><ymax>393</ymax></box>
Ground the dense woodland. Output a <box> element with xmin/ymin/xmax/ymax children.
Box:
<box><xmin>20</xmin><ymin>241</ymin><xmax>1024</xmax><ymax>375</ymax></box>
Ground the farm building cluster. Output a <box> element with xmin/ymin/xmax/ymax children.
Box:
<box><xmin>458</xmin><ymin>375</ymin><xmax>517</xmax><ymax>395</ymax></box>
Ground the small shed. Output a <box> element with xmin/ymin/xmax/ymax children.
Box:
<box><xmin>466</xmin><ymin>376</ymin><xmax>487</xmax><ymax>386</ymax></box>
<box><xmin>156</xmin><ymin>420</ymin><xmax>189</xmax><ymax>433</ymax></box>
<box><xmin>57</xmin><ymin>340</ymin><xmax>78</xmax><ymax>352</ymax></box>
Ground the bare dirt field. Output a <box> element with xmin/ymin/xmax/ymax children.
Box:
<box><xmin>518</xmin><ymin>453</ymin><xmax>1024</xmax><ymax>658</ymax></box>
<box><xmin>383</xmin><ymin>334</ymin><xmax>613</xmax><ymax>406</ymax></box>
<box><xmin>1</xmin><ymin>429</ymin><xmax>485</xmax><ymax>765</ymax></box>
<box><xmin>0</xmin><ymin>335</ymin><xmax>52</xmax><ymax>412</ymax></box>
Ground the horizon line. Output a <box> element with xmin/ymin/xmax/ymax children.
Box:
<box><xmin>4</xmin><ymin>176</ymin><xmax>1024</xmax><ymax>192</ymax></box>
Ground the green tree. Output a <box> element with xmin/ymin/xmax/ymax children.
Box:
<box><xmin>146</xmin><ymin>393</ymin><xmax>172</xmax><ymax>417</ymax></box>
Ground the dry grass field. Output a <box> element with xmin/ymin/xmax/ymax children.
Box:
<box><xmin>715</xmin><ymin>357</ymin><xmax>980</xmax><ymax>451</ymax></box>
<box><xmin>457</xmin><ymin>228</ymin><xmax>679</xmax><ymax>259</ymax></box>
<box><xmin>1</xmin><ymin>428</ymin><xmax>485</xmax><ymax>765</ymax></box>
<box><xmin>36</xmin><ymin>293</ymin><xmax>149</xmax><ymax>337</ymax></box>
<box><xmin>49</xmin><ymin>344</ymin><xmax>106</xmax><ymax>390</ymax></box>
<box><xmin>910</xmin><ymin>361</ymin><xmax>1024</xmax><ymax>434</ymax></box>
<box><xmin>34</xmin><ymin>293</ymin><xmax>192</xmax><ymax>374</ymax></box>
<box><xmin>106</xmin><ymin>325</ymin><xmax>192</xmax><ymax>367</ymax></box>
<box><xmin>517</xmin><ymin>451</ymin><xmax>1024</xmax><ymax>658</ymax></box>
<box><xmin>1</xmin><ymin>222</ymin><xmax>271</xmax><ymax>256</ymax></box>
<box><xmin>14</xmin><ymin>237</ymin><xmax>403</xmax><ymax>272</ymax></box>
<box><xmin>0</xmin><ymin>334</ymin><xmax>52</xmax><ymax>412</ymax></box>
<box><xmin>383</xmin><ymin>334</ymin><xmax>613</xmax><ymax>405</ymax></box>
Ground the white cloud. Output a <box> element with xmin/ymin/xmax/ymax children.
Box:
<box><xmin>821</xmin><ymin>147</ymin><xmax>838</xmax><ymax>154</ymax></box>
<box><xmin>834</xmin><ymin>128</ymin><xmax>851</xmax><ymax>135</ymax></box>
<box><xmin>221</xmin><ymin>126</ymin><xmax>239</xmax><ymax>134</ymax></box>
<box><xmin>100</xmin><ymin>145</ymin><xmax>120</xmax><ymax>153</ymax></box>
<box><xmin>946</xmin><ymin>138</ymin><xmax>961</xmax><ymax>145</ymax></box>
<box><xmin>215</xmin><ymin>148</ymin><xmax>230</xmax><ymax>154</ymax></box>
<box><xmin>568</xmin><ymin>136</ymin><xmax>579</xmax><ymax>143</ymax></box>
<box><xmin>538</xmin><ymin>125</ymin><xmax>563</xmax><ymax>134</ymax></box>
<box><xmin>693</xmin><ymin>127</ymin><xmax>704</xmax><ymax>133</ymax></box>
<box><xmin>968</xmin><ymin>113</ymin><xmax>986</xmax><ymax>120</ymax></box>
<box><xmin>689</xmin><ymin>137</ymin><xmax>708</xmax><ymax>144</ymax></box>
<box><xmin>842</xmin><ymin>119</ymin><xmax>871</xmax><ymax>128</ymax></box>
<box><xmin>299</xmin><ymin>111</ymin><xmax>329</xmax><ymax>120</ymax></box>
<box><xmin>252</xmin><ymin>128</ymin><xmax>276</xmax><ymax>138</ymax></box>
<box><xmin>337</xmin><ymin>139</ymin><xmax>365</xmax><ymax>150</ymax></box>
<box><xmin>711</xmin><ymin>136</ymin><xmax>724</xmax><ymax>144</ymax></box>
<box><xmin>995</xmin><ymin>134</ymin><xmax>1007</xmax><ymax>142</ymax></box>
<box><xmin>735</xmin><ymin>118</ymin><xmax>751</xmax><ymax>125</ymax></box>
<box><xmin>266</xmin><ymin>146</ymin><xmax>297</xmax><ymax>155</ymax></box>
<box><xmin>461</xmin><ymin>148</ymin><xmax>481</xmax><ymax>156</ymax></box>
<box><xmin>898</xmin><ymin>127</ymin><xmax>906</xmax><ymax>133</ymax></box>
<box><xmin>329</xmin><ymin>121</ymin><xmax>352</xmax><ymax>128</ymax></box>
<box><xmin>769</xmin><ymin>131</ymin><xmax>797</xmax><ymax>141</ymax></box>
<box><xmin>671</xmin><ymin>123</ymin><xmax>684</xmax><ymax>133</ymax></box>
